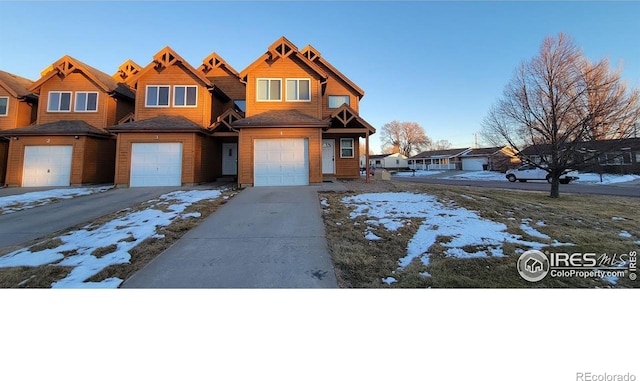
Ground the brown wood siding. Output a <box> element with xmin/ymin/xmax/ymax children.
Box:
<box><xmin>82</xmin><ymin>136</ymin><xmax>116</xmax><ymax>183</ymax></box>
<box><xmin>114</xmin><ymin>97</ymin><xmax>135</xmax><ymax>125</ymax></box>
<box><xmin>134</xmin><ymin>65</ymin><xmax>212</xmax><ymax>126</ymax></box>
<box><xmin>323</xmin><ymin>134</ymin><xmax>361</xmax><ymax>179</ymax></box>
<box><xmin>207</xmin><ymin>67</ymin><xmax>246</xmax><ymax>101</ymax></box>
<box><xmin>36</xmin><ymin>72</ymin><xmax>111</xmax><ymax>128</ymax></box>
<box><xmin>0</xmin><ymin>88</ymin><xmax>36</xmax><ymax>130</ymax></box>
<box><xmin>16</xmin><ymin>100</ymin><xmax>37</xmax><ymax>128</ymax></box>
<box><xmin>195</xmin><ymin>135</ymin><xmax>220</xmax><ymax>182</ymax></box>
<box><xmin>113</xmin><ymin>132</ymin><xmax>204</xmax><ymax>186</ymax></box>
<box><xmin>0</xmin><ymin>139</ymin><xmax>8</xmax><ymax>184</ymax></box>
<box><xmin>238</xmin><ymin>127</ymin><xmax>322</xmax><ymax>186</ymax></box>
<box><xmin>4</xmin><ymin>135</ymin><xmax>113</xmax><ymax>186</ymax></box>
<box><xmin>322</xmin><ymin>78</ymin><xmax>360</xmax><ymax>119</ymax></box>
<box><xmin>245</xmin><ymin>58</ymin><xmax>322</xmax><ymax>118</ymax></box>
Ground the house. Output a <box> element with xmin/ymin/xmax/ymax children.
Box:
<box><xmin>2</xmin><ymin>56</ymin><xmax>134</xmax><ymax>186</ymax></box>
<box><xmin>230</xmin><ymin>37</ymin><xmax>375</xmax><ymax>187</ymax></box>
<box><xmin>0</xmin><ymin>70</ymin><xmax>39</xmax><ymax>183</ymax></box>
<box><xmin>408</xmin><ymin>148</ymin><xmax>471</xmax><ymax>170</ymax></box>
<box><xmin>360</xmin><ymin>153</ymin><xmax>408</xmax><ymax>170</ymax></box>
<box><xmin>106</xmin><ymin>46</ymin><xmax>236</xmax><ymax>187</ymax></box>
<box><xmin>460</xmin><ymin>146</ymin><xmax>520</xmax><ymax>172</ymax></box>
<box><xmin>519</xmin><ymin>137</ymin><xmax>640</xmax><ymax>175</ymax></box>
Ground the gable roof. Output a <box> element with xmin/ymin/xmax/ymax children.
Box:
<box><xmin>0</xmin><ymin>70</ymin><xmax>36</xmax><ymax>99</ymax></box>
<box><xmin>369</xmin><ymin>154</ymin><xmax>391</xmax><ymax>160</ymax></box>
<box><xmin>519</xmin><ymin>137</ymin><xmax>640</xmax><ymax>156</ymax></box>
<box><xmin>113</xmin><ymin>59</ymin><xmax>142</xmax><ymax>83</ymax></box>
<box><xmin>232</xmin><ymin>110</ymin><xmax>329</xmax><ymax>128</ymax></box>
<box><xmin>301</xmin><ymin>45</ymin><xmax>365</xmax><ymax>99</ymax></box>
<box><xmin>325</xmin><ymin>103</ymin><xmax>376</xmax><ymax>134</ymax></box>
<box><xmin>239</xmin><ymin>36</ymin><xmax>328</xmax><ymax>82</ymax></box>
<box><xmin>411</xmin><ymin>148</ymin><xmax>472</xmax><ymax>159</ymax></box>
<box><xmin>30</xmin><ymin>55</ymin><xmax>135</xmax><ymax>100</ymax></box>
<box><xmin>462</xmin><ymin>146</ymin><xmax>513</xmax><ymax>157</ymax></box>
<box><xmin>107</xmin><ymin>115</ymin><xmax>209</xmax><ymax>133</ymax></box>
<box><xmin>198</xmin><ymin>52</ymin><xmax>240</xmax><ymax>78</ymax></box>
<box><xmin>1</xmin><ymin>120</ymin><xmax>112</xmax><ymax>137</ymax></box>
<box><xmin>132</xmin><ymin>46</ymin><xmax>212</xmax><ymax>88</ymax></box>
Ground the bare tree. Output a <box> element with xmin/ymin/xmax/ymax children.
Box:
<box><xmin>482</xmin><ymin>33</ymin><xmax>640</xmax><ymax>198</ymax></box>
<box><xmin>428</xmin><ymin>139</ymin><xmax>453</xmax><ymax>151</ymax></box>
<box><xmin>359</xmin><ymin>139</ymin><xmax>373</xmax><ymax>155</ymax></box>
<box><xmin>380</xmin><ymin>120</ymin><xmax>431</xmax><ymax>157</ymax></box>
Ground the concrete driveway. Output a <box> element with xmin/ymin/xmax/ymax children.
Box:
<box><xmin>0</xmin><ymin>186</ymin><xmax>186</xmax><ymax>250</ymax></box>
<box><xmin>122</xmin><ymin>186</ymin><xmax>338</xmax><ymax>288</ymax></box>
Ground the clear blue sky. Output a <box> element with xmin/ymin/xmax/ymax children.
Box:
<box><xmin>1</xmin><ymin>1</ymin><xmax>638</xmax><ymax>153</ymax></box>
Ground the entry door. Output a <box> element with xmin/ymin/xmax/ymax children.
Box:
<box><xmin>222</xmin><ymin>143</ymin><xmax>238</xmax><ymax>175</ymax></box>
<box><xmin>22</xmin><ymin>145</ymin><xmax>73</xmax><ymax>187</ymax></box>
<box><xmin>322</xmin><ymin>139</ymin><xmax>335</xmax><ymax>174</ymax></box>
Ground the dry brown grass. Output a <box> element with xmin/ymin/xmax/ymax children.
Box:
<box><xmin>0</xmin><ymin>187</ymin><xmax>239</xmax><ymax>288</ymax></box>
<box><xmin>321</xmin><ymin>179</ymin><xmax>639</xmax><ymax>288</ymax></box>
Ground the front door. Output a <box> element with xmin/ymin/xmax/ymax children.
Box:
<box><xmin>222</xmin><ymin>143</ymin><xmax>238</xmax><ymax>175</ymax></box>
<box><xmin>322</xmin><ymin>139</ymin><xmax>335</xmax><ymax>174</ymax></box>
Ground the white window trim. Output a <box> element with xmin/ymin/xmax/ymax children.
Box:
<box><xmin>340</xmin><ymin>138</ymin><xmax>355</xmax><ymax>158</ymax></box>
<box><xmin>47</xmin><ymin>91</ymin><xmax>72</xmax><ymax>112</ymax></box>
<box><xmin>73</xmin><ymin>91</ymin><xmax>99</xmax><ymax>112</ymax></box>
<box><xmin>145</xmin><ymin>85</ymin><xmax>171</xmax><ymax>108</ymax></box>
<box><xmin>328</xmin><ymin>95</ymin><xmax>350</xmax><ymax>108</ymax></box>
<box><xmin>256</xmin><ymin>78</ymin><xmax>282</xmax><ymax>102</ymax></box>
<box><xmin>286</xmin><ymin>78</ymin><xmax>311</xmax><ymax>102</ymax></box>
<box><xmin>173</xmin><ymin>85</ymin><xmax>198</xmax><ymax>108</ymax></box>
<box><xmin>0</xmin><ymin>96</ymin><xmax>8</xmax><ymax>116</ymax></box>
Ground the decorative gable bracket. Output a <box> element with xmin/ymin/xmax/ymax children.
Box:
<box><xmin>153</xmin><ymin>49</ymin><xmax>178</xmax><ymax>69</ymax></box>
<box><xmin>210</xmin><ymin>109</ymin><xmax>243</xmax><ymax>133</ymax></box>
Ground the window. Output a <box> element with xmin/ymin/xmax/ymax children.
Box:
<box><xmin>328</xmin><ymin>95</ymin><xmax>350</xmax><ymax>108</ymax></box>
<box><xmin>173</xmin><ymin>86</ymin><xmax>197</xmax><ymax>107</ymax></box>
<box><xmin>74</xmin><ymin>92</ymin><xmax>98</xmax><ymax>112</ymax></box>
<box><xmin>234</xmin><ymin>100</ymin><xmax>246</xmax><ymax>112</ymax></box>
<box><xmin>146</xmin><ymin>85</ymin><xmax>170</xmax><ymax>107</ymax></box>
<box><xmin>286</xmin><ymin>79</ymin><xmax>310</xmax><ymax>101</ymax></box>
<box><xmin>340</xmin><ymin>138</ymin><xmax>354</xmax><ymax>158</ymax></box>
<box><xmin>47</xmin><ymin>91</ymin><xmax>72</xmax><ymax>112</ymax></box>
<box><xmin>257</xmin><ymin>79</ymin><xmax>281</xmax><ymax>101</ymax></box>
<box><xmin>0</xmin><ymin>97</ymin><xmax>8</xmax><ymax>116</ymax></box>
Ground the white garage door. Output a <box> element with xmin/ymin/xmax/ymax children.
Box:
<box><xmin>23</xmin><ymin>145</ymin><xmax>73</xmax><ymax>187</ymax></box>
<box><xmin>130</xmin><ymin>143</ymin><xmax>182</xmax><ymax>187</ymax></box>
<box><xmin>254</xmin><ymin>139</ymin><xmax>309</xmax><ymax>186</ymax></box>
<box><xmin>462</xmin><ymin>158</ymin><xmax>486</xmax><ymax>171</ymax></box>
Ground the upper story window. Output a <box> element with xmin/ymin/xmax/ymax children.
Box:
<box><xmin>74</xmin><ymin>92</ymin><xmax>98</xmax><ymax>112</ymax></box>
<box><xmin>257</xmin><ymin>78</ymin><xmax>281</xmax><ymax>101</ymax></box>
<box><xmin>173</xmin><ymin>85</ymin><xmax>197</xmax><ymax>107</ymax></box>
<box><xmin>47</xmin><ymin>91</ymin><xmax>72</xmax><ymax>112</ymax></box>
<box><xmin>286</xmin><ymin>78</ymin><xmax>310</xmax><ymax>101</ymax></box>
<box><xmin>145</xmin><ymin>85</ymin><xmax>170</xmax><ymax>107</ymax></box>
<box><xmin>0</xmin><ymin>97</ymin><xmax>8</xmax><ymax>116</ymax></box>
<box><xmin>329</xmin><ymin>95</ymin><xmax>350</xmax><ymax>108</ymax></box>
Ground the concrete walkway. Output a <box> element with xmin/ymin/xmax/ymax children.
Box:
<box><xmin>122</xmin><ymin>186</ymin><xmax>338</xmax><ymax>288</ymax></box>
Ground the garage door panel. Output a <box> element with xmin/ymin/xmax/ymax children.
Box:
<box><xmin>254</xmin><ymin>139</ymin><xmax>309</xmax><ymax>187</ymax></box>
<box><xmin>130</xmin><ymin>143</ymin><xmax>182</xmax><ymax>187</ymax></box>
<box><xmin>23</xmin><ymin>146</ymin><xmax>73</xmax><ymax>187</ymax></box>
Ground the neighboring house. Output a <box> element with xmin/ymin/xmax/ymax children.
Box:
<box><xmin>0</xmin><ymin>70</ymin><xmax>38</xmax><ymax>184</ymax></box>
<box><xmin>106</xmin><ymin>46</ymin><xmax>235</xmax><ymax>187</ymax></box>
<box><xmin>2</xmin><ymin>56</ymin><xmax>134</xmax><ymax>186</ymax></box>
<box><xmin>409</xmin><ymin>148</ymin><xmax>471</xmax><ymax>170</ymax></box>
<box><xmin>230</xmin><ymin>37</ymin><xmax>375</xmax><ymax>187</ymax></box>
<box><xmin>460</xmin><ymin>146</ymin><xmax>520</xmax><ymax>172</ymax></box>
<box><xmin>360</xmin><ymin>153</ymin><xmax>408</xmax><ymax>170</ymax></box>
<box><xmin>520</xmin><ymin>137</ymin><xmax>640</xmax><ymax>175</ymax></box>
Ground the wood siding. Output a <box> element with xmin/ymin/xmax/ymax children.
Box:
<box><xmin>322</xmin><ymin>134</ymin><xmax>361</xmax><ymax>179</ymax></box>
<box><xmin>4</xmin><ymin>135</ymin><xmax>115</xmax><ymax>186</ymax></box>
<box><xmin>206</xmin><ymin>66</ymin><xmax>246</xmax><ymax>102</ymax></box>
<box><xmin>245</xmin><ymin>57</ymin><xmax>323</xmax><ymax>119</ymax></box>
<box><xmin>0</xmin><ymin>139</ymin><xmax>8</xmax><ymax>183</ymax></box>
<box><xmin>0</xmin><ymin>87</ymin><xmax>37</xmax><ymax>130</ymax></box>
<box><xmin>238</xmin><ymin>127</ymin><xmax>322</xmax><ymax>186</ymax></box>
<box><xmin>322</xmin><ymin>75</ymin><xmax>360</xmax><ymax>118</ymax></box>
<box><xmin>36</xmin><ymin>72</ymin><xmax>112</xmax><ymax>128</ymax></box>
<box><xmin>113</xmin><ymin>132</ymin><xmax>216</xmax><ymax>186</ymax></box>
<box><xmin>134</xmin><ymin>65</ymin><xmax>212</xmax><ymax>126</ymax></box>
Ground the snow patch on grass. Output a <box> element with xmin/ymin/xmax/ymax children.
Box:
<box><xmin>0</xmin><ymin>186</ymin><xmax>113</xmax><ymax>214</ymax></box>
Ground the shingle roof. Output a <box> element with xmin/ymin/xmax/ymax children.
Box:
<box><xmin>369</xmin><ymin>154</ymin><xmax>391</xmax><ymax>159</ymax></box>
<box><xmin>1</xmin><ymin>120</ymin><xmax>112</xmax><ymax>137</ymax></box>
<box><xmin>0</xmin><ymin>70</ymin><xmax>36</xmax><ymax>99</ymax></box>
<box><xmin>107</xmin><ymin>115</ymin><xmax>208</xmax><ymax>133</ymax></box>
<box><xmin>411</xmin><ymin>148</ymin><xmax>471</xmax><ymax>159</ymax></box>
<box><xmin>462</xmin><ymin>146</ymin><xmax>507</xmax><ymax>157</ymax></box>
<box><xmin>519</xmin><ymin>138</ymin><xmax>640</xmax><ymax>155</ymax></box>
<box><xmin>232</xmin><ymin>110</ymin><xmax>329</xmax><ymax>128</ymax></box>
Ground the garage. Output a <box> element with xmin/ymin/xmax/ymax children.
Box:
<box><xmin>254</xmin><ymin>138</ymin><xmax>309</xmax><ymax>186</ymax></box>
<box><xmin>462</xmin><ymin>157</ymin><xmax>487</xmax><ymax>171</ymax></box>
<box><xmin>22</xmin><ymin>145</ymin><xmax>73</xmax><ymax>187</ymax></box>
<box><xmin>130</xmin><ymin>143</ymin><xmax>182</xmax><ymax>187</ymax></box>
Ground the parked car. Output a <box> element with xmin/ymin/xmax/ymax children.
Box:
<box><xmin>505</xmin><ymin>164</ymin><xmax>579</xmax><ymax>184</ymax></box>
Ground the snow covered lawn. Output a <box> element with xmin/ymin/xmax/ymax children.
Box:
<box><xmin>439</xmin><ymin>170</ymin><xmax>640</xmax><ymax>184</ymax></box>
<box><xmin>393</xmin><ymin>170</ymin><xmax>444</xmax><ymax>177</ymax></box>
<box><xmin>0</xmin><ymin>189</ymin><xmax>224</xmax><ymax>288</ymax></box>
<box><xmin>0</xmin><ymin>186</ymin><xmax>113</xmax><ymax>214</ymax></box>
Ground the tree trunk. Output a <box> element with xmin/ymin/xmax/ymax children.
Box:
<box><xmin>549</xmin><ymin>175</ymin><xmax>560</xmax><ymax>198</ymax></box>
